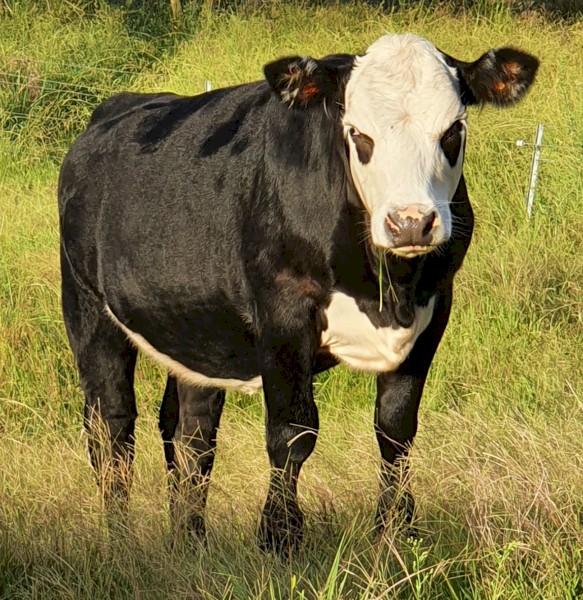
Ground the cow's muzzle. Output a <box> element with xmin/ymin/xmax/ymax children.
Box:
<box><xmin>385</xmin><ymin>206</ymin><xmax>439</xmax><ymax>254</ymax></box>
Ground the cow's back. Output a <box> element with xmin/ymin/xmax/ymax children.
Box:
<box><xmin>88</xmin><ymin>92</ymin><xmax>178</xmax><ymax>127</ymax></box>
<box><xmin>59</xmin><ymin>83</ymin><xmax>271</xmax><ymax>301</ymax></box>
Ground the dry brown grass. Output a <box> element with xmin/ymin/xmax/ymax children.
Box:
<box><xmin>1</xmin><ymin>1</ymin><xmax>582</xmax><ymax>598</ymax></box>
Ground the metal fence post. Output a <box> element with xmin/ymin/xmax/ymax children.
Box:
<box><xmin>525</xmin><ymin>123</ymin><xmax>544</xmax><ymax>219</ymax></box>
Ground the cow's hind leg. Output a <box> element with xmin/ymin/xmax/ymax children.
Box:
<box><xmin>159</xmin><ymin>377</ymin><xmax>225</xmax><ymax>542</ymax></box>
<box><xmin>374</xmin><ymin>288</ymin><xmax>452</xmax><ymax>535</ymax></box>
<box><xmin>61</xmin><ymin>258</ymin><xmax>138</xmax><ymax>519</ymax></box>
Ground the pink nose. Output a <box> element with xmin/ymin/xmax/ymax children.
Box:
<box><xmin>385</xmin><ymin>207</ymin><xmax>438</xmax><ymax>247</ymax></box>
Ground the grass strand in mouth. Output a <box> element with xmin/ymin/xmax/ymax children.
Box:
<box><xmin>378</xmin><ymin>248</ymin><xmax>383</xmax><ymax>312</ymax></box>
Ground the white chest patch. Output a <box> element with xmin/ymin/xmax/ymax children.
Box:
<box><xmin>321</xmin><ymin>292</ymin><xmax>435</xmax><ymax>372</ymax></box>
<box><xmin>105</xmin><ymin>293</ymin><xmax>434</xmax><ymax>394</ymax></box>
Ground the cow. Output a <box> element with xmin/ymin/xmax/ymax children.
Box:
<box><xmin>58</xmin><ymin>33</ymin><xmax>538</xmax><ymax>554</ymax></box>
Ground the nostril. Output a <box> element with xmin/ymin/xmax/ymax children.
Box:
<box><xmin>385</xmin><ymin>213</ymin><xmax>401</xmax><ymax>235</ymax></box>
<box><xmin>422</xmin><ymin>211</ymin><xmax>437</xmax><ymax>237</ymax></box>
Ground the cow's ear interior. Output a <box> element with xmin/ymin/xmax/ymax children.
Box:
<box><xmin>264</xmin><ymin>55</ymin><xmax>349</xmax><ymax>109</ymax></box>
<box><xmin>451</xmin><ymin>48</ymin><xmax>539</xmax><ymax>107</ymax></box>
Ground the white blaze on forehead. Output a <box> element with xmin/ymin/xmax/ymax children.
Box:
<box><xmin>343</xmin><ymin>34</ymin><xmax>467</xmax><ymax>251</ymax></box>
<box><xmin>345</xmin><ymin>34</ymin><xmax>462</xmax><ymax>136</ymax></box>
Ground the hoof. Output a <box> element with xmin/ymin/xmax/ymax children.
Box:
<box><xmin>374</xmin><ymin>489</ymin><xmax>417</xmax><ymax>539</ymax></box>
<box><xmin>258</xmin><ymin>501</ymin><xmax>304</xmax><ymax>557</ymax></box>
<box><xmin>186</xmin><ymin>514</ymin><xmax>207</xmax><ymax>540</ymax></box>
<box><xmin>170</xmin><ymin>511</ymin><xmax>207</xmax><ymax>550</ymax></box>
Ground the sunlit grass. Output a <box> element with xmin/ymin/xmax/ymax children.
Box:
<box><xmin>0</xmin><ymin>2</ymin><xmax>582</xmax><ymax>598</ymax></box>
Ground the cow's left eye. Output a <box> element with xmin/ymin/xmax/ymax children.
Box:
<box><xmin>440</xmin><ymin>120</ymin><xmax>464</xmax><ymax>167</ymax></box>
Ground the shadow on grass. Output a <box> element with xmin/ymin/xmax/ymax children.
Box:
<box><xmin>1</xmin><ymin>466</ymin><xmax>581</xmax><ymax>599</ymax></box>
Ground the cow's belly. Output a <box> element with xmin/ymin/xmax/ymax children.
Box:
<box><xmin>321</xmin><ymin>292</ymin><xmax>435</xmax><ymax>372</ymax></box>
<box><xmin>105</xmin><ymin>292</ymin><xmax>435</xmax><ymax>393</ymax></box>
<box><xmin>105</xmin><ymin>305</ymin><xmax>263</xmax><ymax>393</ymax></box>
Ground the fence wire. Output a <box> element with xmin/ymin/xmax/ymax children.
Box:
<box><xmin>1</xmin><ymin>55</ymin><xmax>204</xmax><ymax>84</ymax></box>
<box><xmin>0</xmin><ymin>59</ymin><xmax>581</xmax><ymax>157</ymax></box>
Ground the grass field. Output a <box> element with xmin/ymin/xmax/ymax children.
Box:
<box><xmin>1</xmin><ymin>1</ymin><xmax>582</xmax><ymax>598</ymax></box>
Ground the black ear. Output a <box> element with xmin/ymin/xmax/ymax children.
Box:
<box><xmin>446</xmin><ymin>48</ymin><xmax>539</xmax><ymax>107</ymax></box>
<box><xmin>264</xmin><ymin>54</ymin><xmax>354</xmax><ymax>109</ymax></box>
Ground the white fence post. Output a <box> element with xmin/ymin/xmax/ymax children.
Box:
<box><xmin>525</xmin><ymin>123</ymin><xmax>544</xmax><ymax>219</ymax></box>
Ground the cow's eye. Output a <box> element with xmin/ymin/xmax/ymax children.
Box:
<box><xmin>347</xmin><ymin>126</ymin><xmax>374</xmax><ymax>165</ymax></box>
<box><xmin>440</xmin><ymin>120</ymin><xmax>464</xmax><ymax>167</ymax></box>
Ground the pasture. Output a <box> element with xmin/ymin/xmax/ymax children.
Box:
<box><xmin>0</xmin><ymin>1</ymin><xmax>582</xmax><ymax>598</ymax></box>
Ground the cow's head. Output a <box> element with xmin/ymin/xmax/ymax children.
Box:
<box><xmin>265</xmin><ymin>34</ymin><xmax>538</xmax><ymax>258</ymax></box>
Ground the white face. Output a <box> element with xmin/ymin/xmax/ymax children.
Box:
<box><xmin>343</xmin><ymin>34</ymin><xmax>467</xmax><ymax>258</ymax></box>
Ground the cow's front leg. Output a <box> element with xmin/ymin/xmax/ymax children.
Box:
<box><xmin>374</xmin><ymin>288</ymin><xmax>453</xmax><ymax>535</ymax></box>
<box><xmin>374</xmin><ymin>370</ymin><xmax>424</xmax><ymax>534</ymax></box>
<box><xmin>258</xmin><ymin>322</ymin><xmax>319</xmax><ymax>556</ymax></box>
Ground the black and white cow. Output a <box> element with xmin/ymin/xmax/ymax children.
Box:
<box><xmin>58</xmin><ymin>34</ymin><xmax>538</xmax><ymax>553</ymax></box>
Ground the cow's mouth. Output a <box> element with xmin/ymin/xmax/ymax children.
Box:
<box><xmin>387</xmin><ymin>244</ymin><xmax>436</xmax><ymax>259</ymax></box>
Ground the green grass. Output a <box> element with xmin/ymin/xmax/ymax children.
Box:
<box><xmin>1</xmin><ymin>2</ymin><xmax>582</xmax><ymax>598</ymax></box>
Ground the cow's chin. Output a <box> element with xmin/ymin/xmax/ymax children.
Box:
<box><xmin>387</xmin><ymin>245</ymin><xmax>436</xmax><ymax>259</ymax></box>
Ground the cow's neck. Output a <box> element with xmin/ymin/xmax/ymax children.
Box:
<box><xmin>367</xmin><ymin>242</ymin><xmax>426</xmax><ymax>329</ymax></box>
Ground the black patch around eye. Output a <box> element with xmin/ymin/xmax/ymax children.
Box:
<box><xmin>350</xmin><ymin>129</ymin><xmax>374</xmax><ymax>164</ymax></box>
<box><xmin>440</xmin><ymin>120</ymin><xmax>464</xmax><ymax>167</ymax></box>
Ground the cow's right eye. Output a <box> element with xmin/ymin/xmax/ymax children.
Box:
<box><xmin>348</xmin><ymin>127</ymin><xmax>374</xmax><ymax>165</ymax></box>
